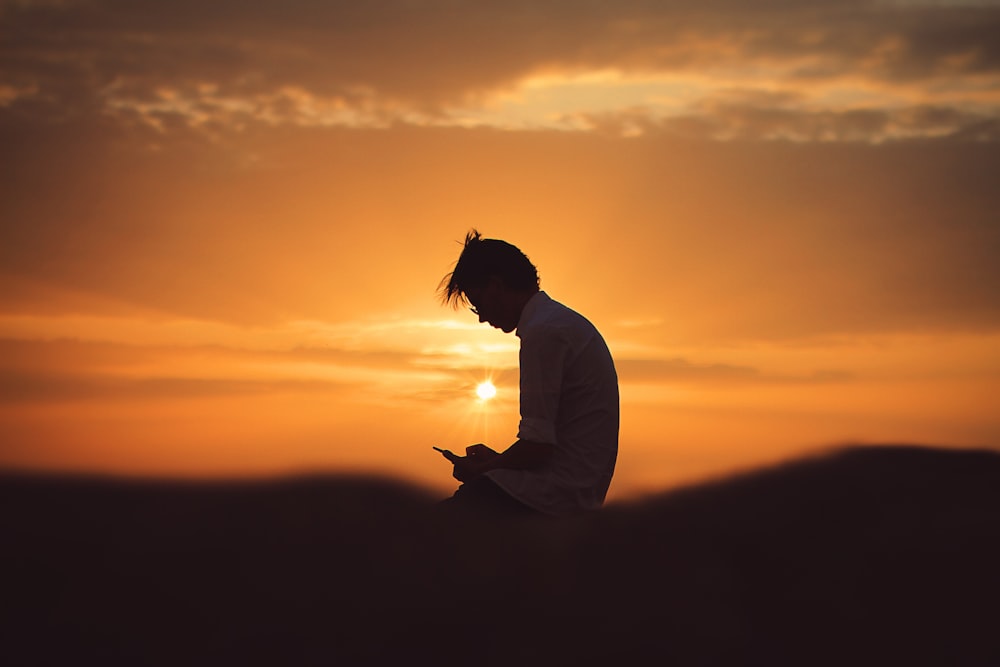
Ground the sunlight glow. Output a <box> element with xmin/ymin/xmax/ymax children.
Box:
<box><xmin>476</xmin><ymin>381</ymin><xmax>497</xmax><ymax>401</ymax></box>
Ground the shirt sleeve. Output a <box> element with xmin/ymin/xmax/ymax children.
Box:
<box><xmin>517</xmin><ymin>326</ymin><xmax>569</xmax><ymax>446</ymax></box>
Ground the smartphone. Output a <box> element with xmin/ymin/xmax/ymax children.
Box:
<box><xmin>432</xmin><ymin>446</ymin><xmax>461</xmax><ymax>463</ymax></box>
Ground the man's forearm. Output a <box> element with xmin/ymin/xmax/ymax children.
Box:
<box><xmin>455</xmin><ymin>439</ymin><xmax>553</xmax><ymax>482</ymax></box>
<box><xmin>484</xmin><ymin>439</ymin><xmax>553</xmax><ymax>473</ymax></box>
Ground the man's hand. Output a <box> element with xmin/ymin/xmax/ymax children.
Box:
<box><xmin>452</xmin><ymin>443</ymin><xmax>499</xmax><ymax>482</ymax></box>
<box><xmin>465</xmin><ymin>443</ymin><xmax>499</xmax><ymax>460</ymax></box>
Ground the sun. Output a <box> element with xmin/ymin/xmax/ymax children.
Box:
<box><xmin>475</xmin><ymin>380</ymin><xmax>497</xmax><ymax>401</ymax></box>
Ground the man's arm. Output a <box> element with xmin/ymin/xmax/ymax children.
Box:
<box><xmin>452</xmin><ymin>440</ymin><xmax>553</xmax><ymax>482</ymax></box>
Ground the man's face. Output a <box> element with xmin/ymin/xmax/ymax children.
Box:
<box><xmin>465</xmin><ymin>281</ymin><xmax>517</xmax><ymax>333</ymax></box>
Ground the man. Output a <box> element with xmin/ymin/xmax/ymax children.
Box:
<box><xmin>437</xmin><ymin>230</ymin><xmax>619</xmax><ymax>516</ymax></box>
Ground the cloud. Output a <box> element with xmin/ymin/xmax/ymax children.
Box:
<box><xmin>0</xmin><ymin>337</ymin><xmax>350</xmax><ymax>403</ymax></box>
<box><xmin>0</xmin><ymin>315</ymin><xmax>517</xmax><ymax>405</ymax></box>
<box><xmin>616</xmin><ymin>358</ymin><xmax>855</xmax><ymax>385</ymax></box>
<box><xmin>2</xmin><ymin>122</ymin><xmax>999</xmax><ymax>340</ymax></box>
<box><xmin>1</xmin><ymin>2</ymin><xmax>998</xmax><ymax>341</ymax></box>
<box><xmin>0</xmin><ymin>370</ymin><xmax>346</xmax><ymax>403</ymax></box>
<box><xmin>2</xmin><ymin>0</ymin><xmax>998</xmax><ymax>140</ymax></box>
<box><xmin>566</xmin><ymin>101</ymin><xmax>1000</xmax><ymax>142</ymax></box>
<box><xmin>617</xmin><ymin>357</ymin><xmax>761</xmax><ymax>383</ymax></box>
<box><xmin>0</xmin><ymin>315</ymin><xmax>515</xmax><ymax>366</ymax></box>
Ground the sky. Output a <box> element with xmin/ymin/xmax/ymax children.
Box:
<box><xmin>1</xmin><ymin>0</ymin><xmax>999</xmax><ymax>499</ymax></box>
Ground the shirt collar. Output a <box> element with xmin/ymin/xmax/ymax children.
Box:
<box><xmin>516</xmin><ymin>291</ymin><xmax>548</xmax><ymax>337</ymax></box>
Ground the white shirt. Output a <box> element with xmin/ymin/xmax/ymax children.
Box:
<box><xmin>486</xmin><ymin>291</ymin><xmax>619</xmax><ymax>515</ymax></box>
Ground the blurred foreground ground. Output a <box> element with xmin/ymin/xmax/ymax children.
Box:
<box><xmin>2</xmin><ymin>444</ymin><xmax>999</xmax><ymax>666</ymax></box>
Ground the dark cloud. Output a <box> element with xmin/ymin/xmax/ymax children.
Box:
<box><xmin>2</xmin><ymin>0</ymin><xmax>998</xmax><ymax>123</ymax></box>
<box><xmin>575</xmin><ymin>103</ymin><xmax>1000</xmax><ymax>142</ymax></box>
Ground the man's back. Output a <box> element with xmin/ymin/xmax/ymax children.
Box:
<box><xmin>486</xmin><ymin>292</ymin><xmax>619</xmax><ymax>515</ymax></box>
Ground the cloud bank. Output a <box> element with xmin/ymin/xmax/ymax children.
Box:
<box><xmin>2</xmin><ymin>0</ymin><xmax>998</xmax><ymax>140</ymax></box>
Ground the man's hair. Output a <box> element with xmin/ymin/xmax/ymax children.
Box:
<box><xmin>438</xmin><ymin>229</ymin><xmax>540</xmax><ymax>308</ymax></box>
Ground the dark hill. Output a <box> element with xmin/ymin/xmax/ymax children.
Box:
<box><xmin>2</xmin><ymin>445</ymin><xmax>998</xmax><ymax>666</ymax></box>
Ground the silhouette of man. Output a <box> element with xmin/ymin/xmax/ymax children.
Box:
<box><xmin>438</xmin><ymin>230</ymin><xmax>619</xmax><ymax>516</ymax></box>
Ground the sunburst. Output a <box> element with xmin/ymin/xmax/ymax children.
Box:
<box><xmin>475</xmin><ymin>380</ymin><xmax>497</xmax><ymax>401</ymax></box>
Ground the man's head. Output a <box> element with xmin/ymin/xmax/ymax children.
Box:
<box><xmin>439</xmin><ymin>230</ymin><xmax>540</xmax><ymax>333</ymax></box>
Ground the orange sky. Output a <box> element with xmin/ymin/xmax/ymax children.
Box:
<box><xmin>2</xmin><ymin>0</ymin><xmax>999</xmax><ymax>500</ymax></box>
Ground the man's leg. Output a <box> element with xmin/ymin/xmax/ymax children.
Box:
<box><xmin>441</xmin><ymin>476</ymin><xmax>539</xmax><ymax>517</ymax></box>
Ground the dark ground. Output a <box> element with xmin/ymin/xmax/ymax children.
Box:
<box><xmin>2</xmin><ymin>444</ymin><xmax>999</xmax><ymax>666</ymax></box>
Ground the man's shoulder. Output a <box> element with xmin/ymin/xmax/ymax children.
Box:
<box><xmin>531</xmin><ymin>293</ymin><xmax>583</xmax><ymax>321</ymax></box>
<box><xmin>546</xmin><ymin>296</ymin><xmax>599</xmax><ymax>331</ymax></box>
<box><xmin>522</xmin><ymin>295</ymin><xmax>602</xmax><ymax>344</ymax></box>
<box><xmin>522</xmin><ymin>294</ymin><xmax>572</xmax><ymax>328</ymax></box>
